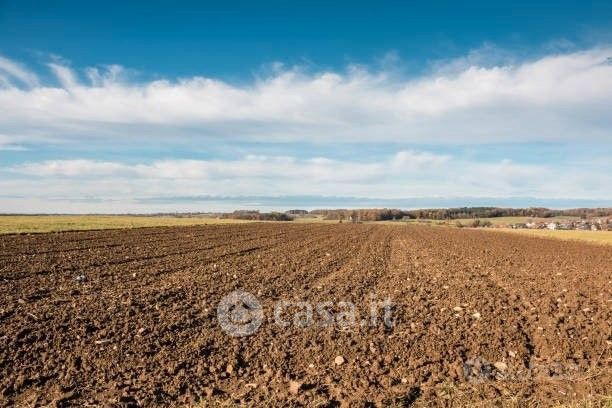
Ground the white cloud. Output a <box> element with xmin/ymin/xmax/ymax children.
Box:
<box><xmin>47</xmin><ymin>62</ymin><xmax>80</xmax><ymax>89</ymax></box>
<box><xmin>14</xmin><ymin>159</ymin><xmax>126</xmax><ymax>176</ymax></box>
<box><xmin>6</xmin><ymin>152</ymin><xmax>610</xmax><ymax>205</ymax></box>
<box><xmin>0</xmin><ymin>48</ymin><xmax>611</xmax><ymax>144</ymax></box>
<box><xmin>0</xmin><ymin>56</ymin><xmax>40</xmax><ymax>88</ymax></box>
<box><xmin>0</xmin><ymin>134</ymin><xmax>28</xmax><ymax>151</ymax></box>
<box><xmin>9</xmin><ymin>151</ymin><xmax>456</xmax><ymax>186</ymax></box>
<box><xmin>1</xmin><ymin>48</ymin><xmax>611</xmax><ymax>212</ymax></box>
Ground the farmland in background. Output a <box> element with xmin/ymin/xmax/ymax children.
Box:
<box><xmin>0</xmin><ymin>215</ymin><xmax>250</xmax><ymax>234</ymax></box>
<box><xmin>4</xmin><ymin>214</ymin><xmax>612</xmax><ymax>246</ymax></box>
<box><xmin>451</xmin><ymin>216</ymin><xmax>580</xmax><ymax>226</ymax></box>
<box><xmin>488</xmin><ymin>228</ymin><xmax>612</xmax><ymax>246</ymax></box>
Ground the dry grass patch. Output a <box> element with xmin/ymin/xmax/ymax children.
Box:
<box><xmin>487</xmin><ymin>228</ymin><xmax>612</xmax><ymax>246</ymax></box>
<box><xmin>0</xmin><ymin>215</ymin><xmax>250</xmax><ymax>234</ymax></box>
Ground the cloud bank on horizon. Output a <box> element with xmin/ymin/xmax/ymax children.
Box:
<box><xmin>0</xmin><ymin>46</ymin><xmax>611</xmax><ymax>212</ymax></box>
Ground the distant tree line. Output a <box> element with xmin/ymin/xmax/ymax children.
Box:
<box><xmin>307</xmin><ymin>207</ymin><xmax>612</xmax><ymax>221</ymax></box>
<box><xmin>405</xmin><ymin>207</ymin><xmax>612</xmax><ymax>220</ymax></box>
<box><xmin>222</xmin><ymin>210</ymin><xmax>293</xmax><ymax>221</ymax></box>
<box><xmin>140</xmin><ymin>207</ymin><xmax>612</xmax><ymax>221</ymax></box>
<box><xmin>310</xmin><ymin>209</ymin><xmax>407</xmax><ymax>221</ymax></box>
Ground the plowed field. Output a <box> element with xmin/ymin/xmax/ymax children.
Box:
<box><xmin>0</xmin><ymin>224</ymin><xmax>610</xmax><ymax>406</ymax></box>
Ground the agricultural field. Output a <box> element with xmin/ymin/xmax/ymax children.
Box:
<box><xmin>452</xmin><ymin>216</ymin><xmax>580</xmax><ymax>226</ymax></box>
<box><xmin>0</xmin><ymin>215</ymin><xmax>249</xmax><ymax>234</ymax></box>
<box><xmin>491</xmin><ymin>228</ymin><xmax>612</xmax><ymax>246</ymax></box>
<box><xmin>0</xmin><ymin>224</ymin><xmax>610</xmax><ymax>406</ymax></box>
<box><xmin>289</xmin><ymin>214</ymin><xmax>339</xmax><ymax>224</ymax></box>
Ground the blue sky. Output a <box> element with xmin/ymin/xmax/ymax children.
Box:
<box><xmin>2</xmin><ymin>1</ymin><xmax>611</xmax><ymax>78</ymax></box>
<box><xmin>0</xmin><ymin>1</ymin><xmax>611</xmax><ymax>212</ymax></box>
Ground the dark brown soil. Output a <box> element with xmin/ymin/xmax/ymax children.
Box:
<box><xmin>0</xmin><ymin>224</ymin><xmax>610</xmax><ymax>407</ymax></box>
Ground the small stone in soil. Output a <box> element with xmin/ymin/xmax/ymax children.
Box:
<box><xmin>289</xmin><ymin>380</ymin><xmax>302</xmax><ymax>395</ymax></box>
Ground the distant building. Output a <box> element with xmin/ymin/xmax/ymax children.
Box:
<box><xmin>286</xmin><ymin>209</ymin><xmax>309</xmax><ymax>215</ymax></box>
<box><xmin>577</xmin><ymin>221</ymin><xmax>590</xmax><ymax>230</ymax></box>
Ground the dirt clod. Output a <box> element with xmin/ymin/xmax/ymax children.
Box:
<box><xmin>289</xmin><ymin>380</ymin><xmax>302</xmax><ymax>395</ymax></box>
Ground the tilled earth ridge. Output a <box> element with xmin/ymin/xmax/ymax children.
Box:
<box><xmin>0</xmin><ymin>224</ymin><xmax>610</xmax><ymax>407</ymax></box>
